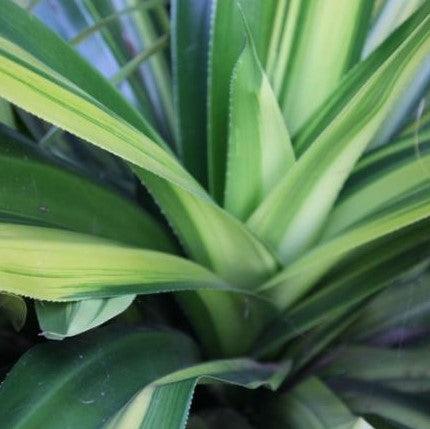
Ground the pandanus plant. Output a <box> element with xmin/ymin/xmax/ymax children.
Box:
<box><xmin>0</xmin><ymin>0</ymin><xmax>429</xmax><ymax>427</ymax></box>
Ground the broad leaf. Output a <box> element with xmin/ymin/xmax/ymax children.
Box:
<box><xmin>0</xmin><ymin>327</ymin><xmax>200</xmax><ymax>428</ymax></box>
<box><xmin>105</xmin><ymin>358</ymin><xmax>288</xmax><ymax>429</ymax></box>
<box><xmin>0</xmin><ymin>34</ymin><xmax>204</xmax><ymax>199</ymax></box>
<box><xmin>140</xmin><ymin>172</ymin><xmax>278</xmax><ymax>355</ymax></box>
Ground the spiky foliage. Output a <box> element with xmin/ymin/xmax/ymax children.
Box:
<box><xmin>0</xmin><ymin>0</ymin><xmax>429</xmax><ymax>427</ymax></box>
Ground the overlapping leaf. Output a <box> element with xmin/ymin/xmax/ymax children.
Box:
<box><xmin>224</xmin><ymin>28</ymin><xmax>294</xmax><ymax>220</ymax></box>
<box><xmin>207</xmin><ymin>0</ymin><xmax>277</xmax><ymax>200</ymax></box>
<box><xmin>106</xmin><ymin>359</ymin><xmax>288</xmax><ymax>429</ymax></box>
<box><xmin>248</xmin><ymin>5</ymin><xmax>430</xmax><ymax>264</ymax></box>
<box><xmin>261</xmin><ymin>377</ymin><xmax>373</xmax><ymax>429</ymax></box>
<box><xmin>275</xmin><ymin>0</ymin><xmax>372</xmax><ymax>135</ymax></box>
<box><xmin>0</xmin><ymin>223</ymin><xmax>237</xmax><ymax>301</ymax></box>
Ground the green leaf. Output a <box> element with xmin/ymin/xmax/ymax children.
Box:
<box><xmin>0</xmin><ymin>98</ymin><xmax>15</xmax><ymax>128</ymax></box>
<box><xmin>0</xmin><ymin>327</ymin><xmax>200</xmax><ymax>428</ymax></box>
<box><xmin>261</xmin><ymin>377</ymin><xmax>373</xmax><ymax>429</ymax></box>
<box><xmin>0</xmin><ymin>0</ymin><xmax>162</xmax><ymax>144</ymax></box>
<box><xmin>255</xmin><ymin>222</ymin><xmax>430</xmax><ymax>356</ymax></box>
<box><xmin>224</xmin><ymin>28</ymin><xmax>294</xmax><ymax>220</ymax></box>
<box><xmin>0</xmin><ymin>125</ymin><xmax>175</xmax><ymax>251</ymax></box>
<box><xmin>330</xmin><ymin>379</ymin><xmax>430</xmax><ymax>429</ymax></box>
<box><xmin>126</xmin><ymin>0</ymin><xmax>176</xmax><ymax>142</ymax></box>
<box><xmin>276</xmin><ymin>0</ymin><xmax>372</xmax><ymax>135</ymax></box>
<box><xmin>0</xmin><ymin>293</ymin><xmax>26</xmax><ymax>331</ymax></box>
<box><xmin>363</xmin><ymin>0</ymin><xmax>425</xmax><ymax>56</ymax></box>
<box><xmin>347</xmin><ymin>271</ymin><xmax>430</xmax><ymax>341</ymax></box>
<box><xmin>0</xmin><ymin>34</ymin><xmax>206</xmax><ymax>200</ymax></box>
<box><xmin>0</xmin><ymin>21</ymin><xmax>270</xmax><ymax>354</ymax></box>
<box><xmin>248</xmin><ymin>5</ymin><xmax>430</xmax><ymax>263</ymax></box>
<box><xmin>0</xmin><ymin>2</ymin><xmax>277</xmax><ymax>289</ymax></box>
<box><xmin>73</xmin><ymin>0</ymin><xmax>157</xmax><ymax>127</ymax></box>
<box><xmin>0</xmin><ymin>0</ymin><xmax>279</xmax><ymax>355</ymax></box>
<box><xmin>139</xmin><ymin>172</ymin><xmax>278</xmax><ymax>356</ymax></box>
<box><xmin>172</xmin><ymin>0</ymin><xmax>210</xmax><ymax>185</ymax></box>
<box><xmin>207</xmin><ymin>0</ymin><xmax>277</xmax><ymax>201</ymax></box>
<box><xmin>105</xmin><ymin>358</ymin><xmax>288</xmax><ymax>429</ymax></box>
<box><xmin>0</xmin><ymin>124</ymin><xmax>178</xmax><ymax>339</ymax></box>
<box><xmin>0</xmin><ymin>223</ymin><xmax>237</xmax><ymax>301</ymax></box>
<box><xmin>322</xmin><ymin>144</ymin><xmax>430</xmax><ymax>238</ymax></box>
<box><xmin>35</xmin><ymin>296</ymin><xmax>135</xmax><ymax>340</ymax></box>
<box><xmin>259</xmin><ymin>189</ymin><xmax>430</xmax><ymax>309</ymax></box>
<box><xmin>285</xmin><ymin>310</ymin><xmax>360</xmax><ymax>375</ymax></box>
<box><xmin>346</xmin><ymin>127</ymin><xmax>430</xmax><ymax>201</ymax></box>
<box><xmin>323</xmin><ymin>345</ymin><xmax>430</xmax><ymax>393</ymax></box>
<box><xmin>367</xmin><ymin>9</ymin><xmax>430</xmax><ymax>147</ymax></box>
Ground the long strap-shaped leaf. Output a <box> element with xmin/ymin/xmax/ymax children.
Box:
<box><xmin>259</xmin><ymin>189</ymin><xmax>430</xmax><ymax>309</ymax></box>
<box><xmin>0</xmin><ymin>0</ymin><xmax>277</xmax><ymax>287</ymax></box>
<box><xmin>140</xmin><ymin>171</ymin><xmax>277</xmax><ymax>356</ymax></box>
<box><xmin>0</xmin><ymin>1</ymin><xmax>279</xmax><ymax>355</ymax></box>
<box><xmin>0</xmin><ymin>223</ymin><xmax>241</xmax><ymax>301</ymax></box>
<box><xmin>0</xmin><ymin>124</ymin><xmax>178</xmax><ymax>339</ymax></box>
<box><xmin>330</xmin><ymin>378</ymin><xmax>430</xmax><ymax>429</ymax></box>
<box><xmin>0</xmin><ymin>35</ymin><xmax>205</xmax><ymax>200</ymax></box>
<box><xmin>0</xmin><ymin>124</ymin><xmax>175</xmax><ymax>251</ymax></box>
<box><xmin>248</xmin><ymin>5</ymin><xmax>430</xmax><ymax>264</ymax></box>
<box><xmin>261</xmin><ymin>377</ymin><xmax>373</xmax><ymax>429</ymax></box>
<box><xmin>255</xmin><ymin>223</ymin><xmax>430</xmax><ymax>356</ymax></box>
<box><xmin>347</xmin><ymin>128</ymin><xmax>430</xmax><ymax>198</ymax></box>
<box><xmin>0</xmin><ymin>327</ymin><xmax>201</xmax><ymax>428</ymax></box>
<box><xmin>275</xmin><ymin>0</ymin><xmax>372</xmax><ymax>135</ymax></box>
<box><xmin>172</xmin><ymin>0</ymin><xmax>211</xmax><ymax>185</ymax></box>
<box><xmin>363</xmin><ymin>0</ymin><xmax>425</xmax><ymax>57</ymax></box>
<box><xmin>224</xmin><ymin>26</ymin><xmax>295</xmax><ymax>220</ymax></box>
<box><xmin>323</xmin><ymin>345</ymin><xmax>430</xmax><ymax>392</ymax></box>
<box><xmin>78</xmin><ymin>0</ymin><xmax>160</xmax><ymax>128</ymax></box>
<box><xmin>322</xmin><ymin>150</ymin><xmax>430</xmax><ymax>238</ymax></box>
<box><xmin>105</xmin><ymin>359</ymin><xmax>288</xmax><ymax>429</ymax></box>
<box><xmin>207</xmin><ymin>0</ymin><xmax>277</xmax><ymax>201</ymax></box>
<box><xmin>0</xmin><ymin>325</ymin><xmax>286</xmax><ymax>429</ymax></box>
<box><xmin>1</xmin><ymin>0</ymin><xmax>163</xmax><ymax>144</ymax></box>
<box><xmin>347</xmin><ymin>271</ymin><xmax>430</xmax><ymax>341</ymax></box>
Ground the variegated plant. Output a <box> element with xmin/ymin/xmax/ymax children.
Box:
<box><xmin>0</xmin><ymin>0</ymin><xmax>429</xmax><ymax>427</ymax></box>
